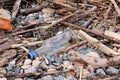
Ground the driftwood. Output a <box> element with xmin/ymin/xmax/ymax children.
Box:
<box><xmin>62</xmin><ymin>22</ymin><xmax>120</xmax><ymax>44</ymax></box>
<box><xmin>71</xmin><ymin>50</ymin><xmax>120</xmax><ymax>67</ymax></box>
<box><xmin>78</xmin><ymin>30</ymin><xmax>120</xmax><ymax>56</ymax></box>
<box><xmin>105</xmin><ymin>30</ymin><xmax>120</xmax><ymax>41</ymax></box>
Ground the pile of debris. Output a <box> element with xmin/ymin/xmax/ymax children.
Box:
<box><xmin>0</xmin><ymin>0</ymin><xmax>120</xmax><ymax>80</ymax></box>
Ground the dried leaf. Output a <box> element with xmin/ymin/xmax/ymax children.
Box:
<box><xmin>0</xmin><ymin>18</ymin><xmax>12</xmax><ymax>31</ymax></box>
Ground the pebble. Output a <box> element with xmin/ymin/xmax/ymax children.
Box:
<box><xmin>14</xmin><ymin>78</ymin><xmax>23</xmax><ymax>80</ymax></box>
<box><xmin>24</xmin><ymin>66</ymin><xmax>36</xmax><ymax>73</ymax></box>
<box><xmin>41</xmin><ymin>75</ymin><xmax>54</xmax><ymax>80</ymax></box>
<box><xmin>74</xmin><ymin>69</ymin><xmax>80</xmax><ymax>78</ymax></box>
<box><xmin>106</xmin><ymin>66</ymin><xmax>119</xmax><ymax>75</ymax></box>
<box><xmin>87</xmin><ymin>72</ymin><xmax>95</xmax><ymax>78</ymax></box>
<box><xmin>32</xmin><ymin>60</ymin><xmax>40</xmax><ymax>67</ymax></box>
<box><xmin>82</xmin><ymin>69</ymin><xmax>90</xmax><ymax>78</ymax></box>
<box><xmin>0</xmin><ymin>78</ymin><xmax>7</xmax><ymax>80</ymax></box>
<box><xmin>21</xmin><ymin>65</ymin><xmax>31</xmax><ymax>69</ymax></box>
<box><xmin>7</xmin><ymin>60</ymin><xmax>16</xmax><ymax>71</ymax></box>
<box><xmin>54</xmin><ymin>76</ymin><xmax>66</xmax><ymax>80</ymax></box>
<box><xmin>113</xmin><ymin>47</ymin><xmax>118</xmax><ymax>52</ymax></box>
<box><xmin>96</xmin><ymin>69</ymin><xmax>106</xmax><ymax>76</ymax></box>
<box><xmin>14</xmin><ymin>66</ymin><xmax>21</xmax><ymax>74</ymax></box>
<box><xmin>87</xmin><ymin>65</ymin><xmax>94</xmax><ymax>72</ymax></box>
<box><xmin>62</xmin><ymin>54</ymin><xmax>71</xmax><ymax>61</ymax></box>
<box><xmin>118</xmin><ymin>49</ymin><xmax>120</xmax><ymax>53</ymax></box>
<box><xmin>40</xmin><ymin>61</ymin><xmax>49</xmax><ymax>70</ymax></box>
<box><xmin>66</xmin><ymin>76</ymin><xmax>77</xmax><ymax>80</ymax></box>
<box><xmin>24</xmin><ymin>59</ymin><xmax>32</xmax><ymax>65</ymax></box>
<box><xmin>55</xmin><ymin>57</ymin><xmax>63</xmax><ymax>64</ymax></box>
<box><xmin>63</xmin><ymin>60</ymin><xmax>74</xmax><ymax>70</ymax></box>
<box><xmin>0</xmin><ymin>69</ymin><xmax>6</xmax><ymax>74</ymax></box>
<box><xmin>37</xmin><ymin>67</ymin><xmax>43</xmax><ymax>72</ymax></box>
<box><xmin>86</xmin><ymin>52</ymin><xmax>100</xmax><ymax>58</ymax></box>
<box><xmin>27</xmin><ymin>78</ymin><xmax>34</xmax><ymax>80</ymax></box>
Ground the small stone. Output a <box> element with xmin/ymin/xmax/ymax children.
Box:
<box><xmin>0</xmin><ymin>69</ymin><xmax>6</xmax><ymax>74</ymax></box>
<box><xmin>7</xmin><ymin>60</ymin><xmax>16</xmax><ymax>71</ymax></box>
<box><xmin>32</xmin><ymin>60</ymin><xmax>40</xmax><ymax>67</ymax></box>
<box><xmin>63</xmin><ymin>61</ymin><xmax>74</xmax><ymax>70</ymax></box>
<box><xmin>15</xmin><ymin>78</ymin><xmax>23</xmax><ymax>80</ymax></box>
<box><xmin>55</xmin><ymin>57</ymin><xmax>63</xmax><ymax>64</ymax></box>
<box><xmin>24</xmin><ymin>59</ymin><xmax>32</xmax><ymax>65</ymax></box>
<box><xmin>118</xmin><ymin>49</ymin><xmax>120</xmax><ymax>53</ymax></box>
<box><xmin>106</xmin><ymin>66</ymin><xmax>119</xmax><ymax>75</ymax></box>
<box><xmin>41</xmin><ymin>75</ymin><xmax>54</xmax><ymax>80</ymax></box>
<box><xmin>113</xmin><ymin>47</ymin><xmax>118</xmax><ymax>52</ymax></box>
<box><xmin>0</xmin><ymin>78</ymin><xmax>7</xmax><ymax>80</ymax></box>
<box><xmin>24</xmin><ymin>66</ymin><xmax>36</xmax><ymax>73</ymax></box>
<box><xmin>54</xmin><ymin>76</ymin><xmax>66</xmax><ymax>80</ymax></box>
<box><xmin>20</xmin><ymin>69</ymin><xmax>24</xmax><ymax>73</ymax></box>
<box><xmin>14</xmin><ymin>67</ymin><xmax>21</xmax><ymax>74</ymax></box>
<box><xmin>40</xmin><ymin>61</ymin><xmax>49</xmax><ymax>70</ymax></box>
<box><xmin>87</xmin><ymin>72</ymin><xmax>95</xmax><ymax>78</ymax></box>
<box><xmin>21</xmin><ymin>65</ymin><xmax>31</xmax><ymax>69</ymax></box>
<box><xmin>96</xmin><ymin>69</ymin><xmax>106</xmax><ymax>76</ymax></box>
<box><xmin>86</xmin><ymin>52</ymin><xmax>100</xmax><ymax>58</ymax></box>
<box><xmin>62</xmin><ymin>54</ymin><xmax>71</xmax><ymax>61</ymax></box>
<box><xmin>27</xmin><ymin>78</ymin><xmax>34</xmax><ymax>80</ymax></box>
<box><xmin>87</xmin><ymin>65</ymin><xmax>94</xmax><ymax>72</ymax></box>
<box><xmin>37</xmin><ymin>68</ymin><xmax>43</xmax><ymax>72</ymax></box>
<box><xmin>82</xmin><ymin>69</ymin><xmax>90</xmax><ymax>78</ymax></box>
<box><xmin>66</xmin><ymin>76</ymin><xmax>77</xmax><ymax>80</ymax></box>
<box><xmin>74</xmin><ymin>69</ymin><xmax>80</xmax><ymax>78</ymax></box>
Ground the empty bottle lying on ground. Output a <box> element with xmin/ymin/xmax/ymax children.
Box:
<box><xmin>28</xmin><ymin>29</ymin><xmax>78</xmax><ymax>59</ymax></box>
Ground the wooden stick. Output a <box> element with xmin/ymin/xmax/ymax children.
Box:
<box><xmin>79</xmin><ymin>66</ymin><xmax>83</xmax><ymax>80</ymax></box>
<box><xmin>12</xmin><ymin>0</ymin><xmax>22</xmax><ymax>20</ymax></box>
<box><xmin>110</xmin><ymin>0</ymin><xmax>120</xmax><ymax>16</ymax></box>
<box><xmin>62</xmin><ymin>22</ymin><xmax>120</xmax><ymax>44</ymax></box>
<box><xmin>20</xmin><ymin>3</ymin><xmax>49</xmax><ymax>14</ymax></box>
<box><xmin>105</xmin><ymin>30</ymin><xmax>120</xmax><ymax>41</ymax></box>
<box><xmin>78</xmin><ymin>30</ymin><xmax>120</xmax><ymax>56</ymax></box>
<box><xmin>71</xmin><ymin>51</ymin><xmax>120</xmax><ymax>67</ymax></box>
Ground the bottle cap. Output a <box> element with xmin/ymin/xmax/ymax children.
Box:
<box><xmin>28</xmin><ymin>50</ymin><xmax>38</xmax><ymax>59</ymax></box>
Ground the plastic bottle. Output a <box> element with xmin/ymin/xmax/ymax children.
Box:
<box><xmin>28</xmin><ymin>29</ymin><xmax>78</xmax><ymax>59</ymax></box>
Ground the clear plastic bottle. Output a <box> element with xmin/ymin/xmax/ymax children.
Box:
<box><xmin>28</xmin><ymin>29</ymin><xmax>78</xmax><ymax>59</ymax></box>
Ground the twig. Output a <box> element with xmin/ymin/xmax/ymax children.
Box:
<box><xmin>105</xmin><ymin>30</ymin><xmax>120</xmax><ymax>41</ymax></box>
<box><xmin>12</xmin><ymin>0</ymin><xmax>22</xmax><ymax>20</ymax></box>
<box><xmin>62</xmin><ymin>22</ymin><xmax>120</xmax><ymax>44</ymax></box>
<box><xmin>20</xmin><ymin>3</ymin><xmax>49</xmax><ymax>14</ymax></box>
<box><xmin>79</xmin><ymin>66</ymin><xmax>83</xmax><ymax>80</ymax></box>
<box><xmin>11</xmin><ymin>10</ymin><xmax>80</xmax><ymax>36</ymax></box>
<box><xmin>110</xmin><ymin>0</ymin><xmax>120</xmax><ymax>16</ymax></box>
